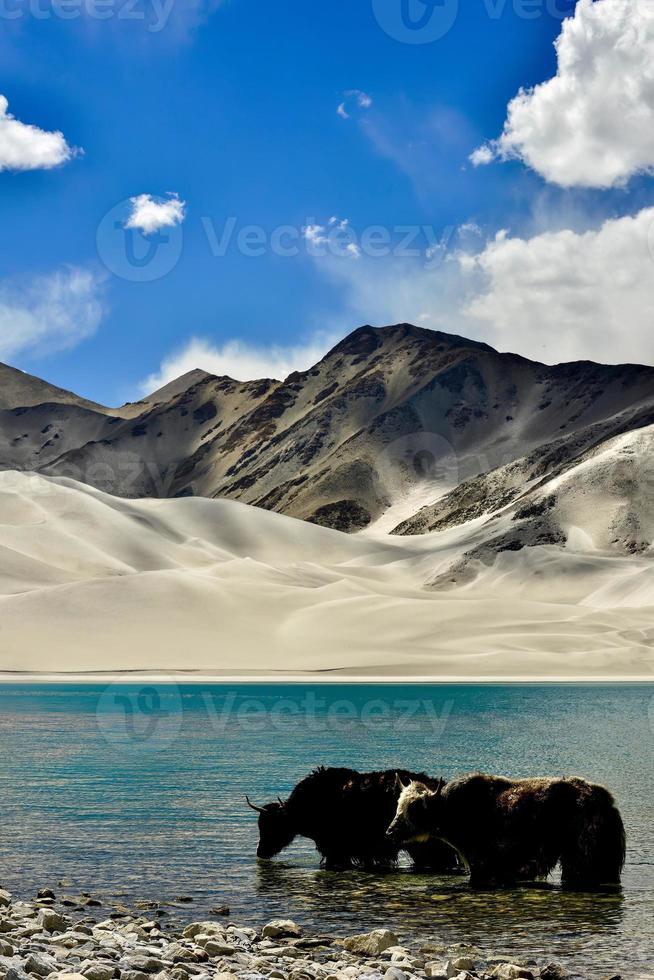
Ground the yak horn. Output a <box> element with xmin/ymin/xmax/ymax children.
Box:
<box><xmin>277</xmin><ymin>797</ymin><xmax>286</xmax><ymax>807</ymax></box>
<box><xmin>246</xmin><ymin>795</ymin><xmax>265</xmax><ymax>813</ymax></box>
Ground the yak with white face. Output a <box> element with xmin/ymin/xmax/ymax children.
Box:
<box><xmin>386</xmin><ymin>771</ymin><xmax>626</xmax><ymax>890</ymax></box>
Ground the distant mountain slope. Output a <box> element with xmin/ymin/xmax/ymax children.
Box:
<box><xmin>0</xmin><ymin>362</ymin><xmax>110</xmax><ymax>413</ymax></box>
<box><xmin>2</xmin><ymin>325</ymin><xmax>654</xmax><ymax>544</ymax></box>
<box><xmin>41</xmin><ymin>373</ymin><xmax>278</xmax><ymax>497</ymax></box>
<box><xmin>395</xmin><ymin>419</ymin><xmax>654</xmax><ymax>586</ymax></box>
<box><xmin>393</xmin><ymin>399</ymin><xmax>654</xmax><ymax>537</ymax></box>
<box><xmin>0</xmin><ymin>362</ymin><xmax>211</xmax><ymax>474</ymax></box>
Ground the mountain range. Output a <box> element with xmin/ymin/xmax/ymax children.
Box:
<box><xmin>2</xmin><ymin>323</ymin><xmax>653</xmax><ymax>675</ymax></box>
<box><xmin>2</xmin><ymin>323</ymin><xmax>654</xmax><ymax>565</ymax></box>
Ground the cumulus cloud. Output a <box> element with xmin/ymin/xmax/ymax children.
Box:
<box><xmin>462</xmin><ymin>207</ymin><xmax>654</xmax><ymax>363</ymax></box>
<box><xmin>337</xmin><ymin>90</ymin><xmax>373</xmax><ymax>120</ymax></box>
<box><xmin>301</xmin><ymin>205</ymin><xmax>654</xmax><ymax>366</ymax></box>
<box><xmin>0</xmin><ymin>95</ymin><xmax>77</xmax><ymax>172</ymax></box>
<box><xmin>140</xmin><ymin>334</ymin><xmax>336</xmax><ymax>393</ymax></box>
<box><xmin>470</xmin><ymin>0</ymin><xmax>654</xmax><ymax>189</ymax></box>
<box><xmin>124</xmin><ymin>193</ymin><xmax>186</xmax><ymax>235</ymax></box>
<box><xmin>0</xmin><ymin>267</ymin><xmax>104</xmax><ymax>361</ymax></box>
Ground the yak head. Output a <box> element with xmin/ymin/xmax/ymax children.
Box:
<box><xmin>246</xmin><ymin>796</ymin><xmax>296</xmax><ymax>859</ymax></box>
<box><xmin>386</xmin><ymin>775</ymin><xmax>445</xmax><ymax>845</ymax></box>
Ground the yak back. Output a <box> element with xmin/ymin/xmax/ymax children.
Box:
<box><xmin>286</xmin><ymin>767</ymin><xmax>441</xmax><ymax>838</ymax></box>
<box><xmin>444</xmin><ymin>772</ymin><xmax>615</xmax><ymax>805</ymax></box>
<box><xmin>437</xmin><ymin>772</ymin><xmax>625</xmax><ymax>883</ymax></box>
<box><xmin>441</xmin><ymin>772</ymin><xmax>618</xmax><ymax>835</ymax></box>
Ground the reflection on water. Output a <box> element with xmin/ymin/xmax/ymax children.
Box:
<box><xmin>0</xmin><ymin>684</ymin><xmax>651</xmax><ymax>978</ymax></box>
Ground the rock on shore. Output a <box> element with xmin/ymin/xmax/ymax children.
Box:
<box><xmin>0</xmin><ymin>889</ymin><xmax>601</xmax><ymax>980</ymax></box>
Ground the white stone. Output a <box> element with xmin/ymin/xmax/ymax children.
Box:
<box><xmin>37</xmin><ymin>911</ymin><xmax>69</xmax><ymax>935</ymax></box>
<box><xmin>342</xmin><ymin>932</ymin><xmax>398</xmax><ymax>957</ymax></box>
<box><xmin>446</xmin><ymin>960</ymin><xmax>475</xmax><ymax>978</ymax></box>
<box><xmin>490</xmin><ymin>966</ymin><xmax>534</xmax><ymax>980</ymax></box>
<box><xmin>262</xmin><ymin>921</ymin><xmax>302</xmax><ymax>940</ymax></box>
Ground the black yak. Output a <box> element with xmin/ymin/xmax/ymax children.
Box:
<box><xmin>386</xmin><ymin>772</ymin><xmax>626</xmax><ymax>889</ymax></box>
<box><xmin>246</xmin><ymin>766</ymin><xmax>459</xmax><ymax>871</ymax></box>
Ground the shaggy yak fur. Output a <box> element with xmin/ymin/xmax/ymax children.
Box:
<box><xmin>246</xmin><ymin>767</ymin><xmax>459</xmax><ymax>871</ymax></box>
<box><xmin>386</xmin><ymin>772</ymin><xmax>626</xmax><ymax>889</ymax></box>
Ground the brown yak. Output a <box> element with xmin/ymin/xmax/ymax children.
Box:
<box><xmin>386</xmin><ymin>772</ymin><xmax>626</xmax><ymax>889</ymax></box>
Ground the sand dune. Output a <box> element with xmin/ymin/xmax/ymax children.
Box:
<box><xmin>0</xmin><ymin>471</ymin><xmax>652</xmax><ymax>678</ymax></box>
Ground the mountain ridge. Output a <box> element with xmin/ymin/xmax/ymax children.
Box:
<box><xmin>1</xmin><ymin>324</ymin><xmax>653</xmax><ymax>567</ymax></box>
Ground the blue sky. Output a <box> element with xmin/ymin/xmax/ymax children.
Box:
<box><xmin>2</xmin><ymin>0</ymin><xmax>654</xmax><ymax>405</ymax></box>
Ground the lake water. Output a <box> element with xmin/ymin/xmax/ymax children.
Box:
<box><xmin>0</xmin><ymin>684</ymin><xmax>652</xmax><ymax>978</ymax></box>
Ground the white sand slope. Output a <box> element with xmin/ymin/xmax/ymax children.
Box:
<box><xmin>0</xmin><ymin>471</ymin><xmax>652</xmax><ymax>678</ymax></box>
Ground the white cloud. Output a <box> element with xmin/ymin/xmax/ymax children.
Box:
<box><xmin>303</xmin><ymin>223</ymin><xmax>329</xmax><ymax>247</ymax></box>
<box><xmin>0</xmin><ymin>95</ymin><xmax>77</xmax><ymax>172</ymax></box>
<box><xmin>140</xmin><ymin>334</ymin><xmax>336</xmax><ymax>393</ymax></box>
<box><xmin>470</xmin><ymin>0</ymin><xmax>654</xmax><ymax>188</ymax></box>
<box><xmin>302</xmin><ymin>217</ymin><xmax>360</xmax><ymax>257</ymax></box>
<box><xmin>354</xmin><ymin>91</ymin><xmax>373</xmax><ymax>109</ymax></box>
<box><xmin>124</xmin><ymin>193</ymin><xmax>186</xmax><ymax>236</ymax></box>
<box><xmin>301</xmin><ymin>205</ymin><xmax>654</xmax><ymax>366</ymax></box>
<box><xmin>0</xmin><ymin>267</ymin><xmax>104</xmax><ymax>361</ymax></box>
<box><xmin>142</xmin><ymin>205</ymin><xmax>654</xmax><ymax>393</ymax></box>
<box><xmin>462</xmin><ymin>207</ymin><xmax>654</xmax><ymax>363</ymax></box>
<box><xmin>337</xmin><ymin>89</ymin><xmax>373</xmax><ymax>120</ymax></box>
<box><xmin>458</xmin><ymin>221</ymin><xmax>482</xmax><ymax>238</ymax></box>
<box><xmin>469</xmin><ymin>144</ymin><xmax>494</xmax><ymax>167</ymax></box>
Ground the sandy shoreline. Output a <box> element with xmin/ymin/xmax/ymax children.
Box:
<box><xmin>0</xmin><ymin>671</ymin><xmax>653</xmax><ymax>685</ymax></box>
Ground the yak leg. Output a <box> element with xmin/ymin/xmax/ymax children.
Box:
<box><xmin>560</xmin><ymin>804</ymin><xmax>625</xmax><ymax>890</ymax></box>
<box><xmin>560</xmin><ymin>855</ymin><xmax>621</xmax><ymax>890</ymax></box>
<box><xmin>468</xmin><ymin>851</ymin><xmax>519</xmax><ymax>888</ymax></box>
<box><xmin>320</xmin><ymin>851</ymin><xmax>354</xmax><ymax>871</ymax></box>
<box><xmin>406</xmin><ymin>840</ymin><xmax>461</xmax><ymax>873</ymax></box>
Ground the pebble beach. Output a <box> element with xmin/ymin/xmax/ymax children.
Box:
<box><xmin>0</xmin><ymin>888</ymin><xmax>625</xmax><ymax>980</ymax></box>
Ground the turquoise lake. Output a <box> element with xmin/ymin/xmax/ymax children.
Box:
<box><xmin>0</xmin><ymin>684</ymin><xmax>652</xmax><ymax>977</ymax></box>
